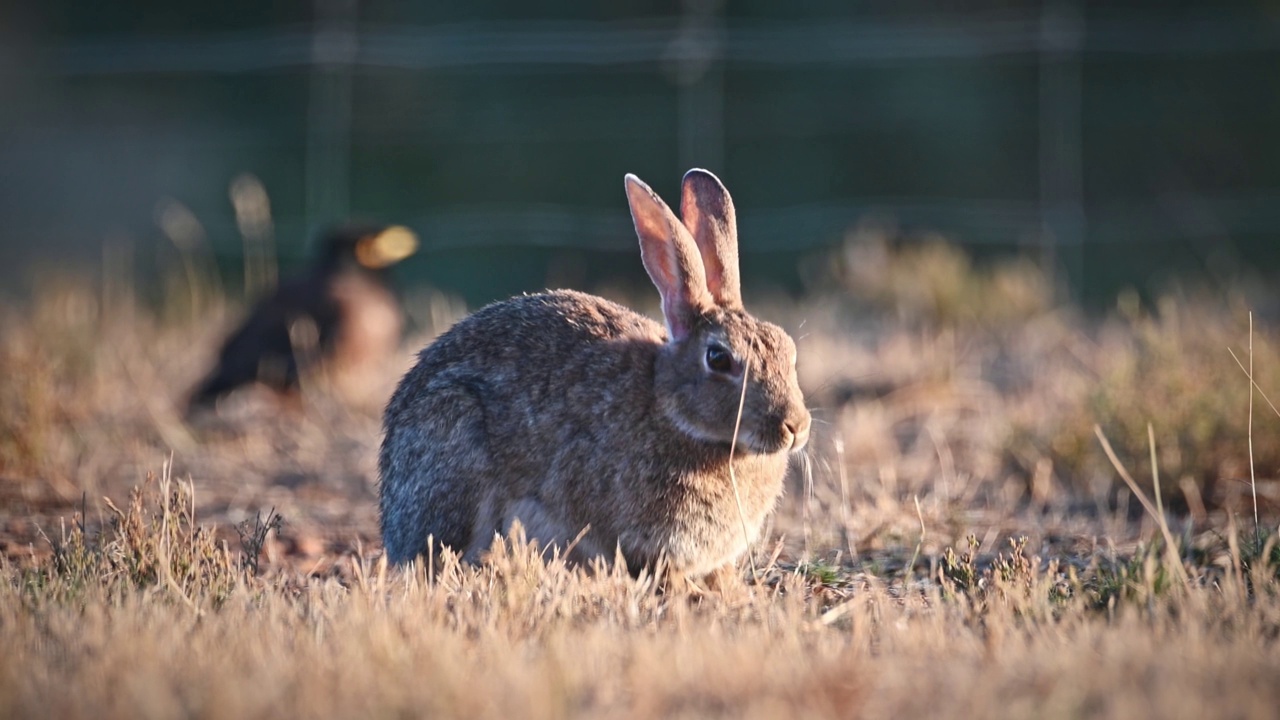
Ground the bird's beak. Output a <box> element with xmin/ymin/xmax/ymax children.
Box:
<box><xmin>356</xmin><ymin>226</ymin><xmax>419</xmax><ymax>269</ymax></box>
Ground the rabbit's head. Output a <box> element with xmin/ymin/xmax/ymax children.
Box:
<box><xmin>625</xmin><ymin>169</ymin><xmax>811</xmax><ymax>456</ymax></box>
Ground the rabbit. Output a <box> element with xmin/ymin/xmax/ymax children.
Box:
<box><xmin>378</xmin><ymin>169</ymin><xmax>811</xmax><ymax>580</ymax></box>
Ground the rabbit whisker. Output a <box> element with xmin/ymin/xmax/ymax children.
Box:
<box><xmin>727</xmin><ymin>357</ymin><xmax>758</xmax><ymax>584</ymax></box>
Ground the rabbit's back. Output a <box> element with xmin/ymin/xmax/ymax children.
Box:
<box><xmin>386</xmin><ymin>290</ymin><xmax>662</xmax><ymax>423</ymax></box>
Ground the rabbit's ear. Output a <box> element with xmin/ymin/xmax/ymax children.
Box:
<box><xmin>680</xmin><ymin>169</ymin><xmax>742</xmax><ymax>310</ymax></box>
<box><xmin>625</xmin><ymin>174</ymin><xmax>713</xmax><ymax>340</ymax></box>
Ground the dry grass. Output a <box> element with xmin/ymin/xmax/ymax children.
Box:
<box><xmin>3</xmin><ymin>474</ymin><xmax>1279</xmax><ymax>719</ymax></box>
<box><xmin>2</xmin><ymin>239</ymin><xmax>1280</xmax><ymax>718</ymax></box>
<box><xmin>803</xmin><ymin>232</ymin><xmax>1280</xmax><ymax>519</ymax></box>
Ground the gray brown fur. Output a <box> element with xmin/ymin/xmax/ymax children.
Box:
<box><xmin>378</xmin><ymin>169</ymin><xmax>811</xmax><ymax>578</ymax></box>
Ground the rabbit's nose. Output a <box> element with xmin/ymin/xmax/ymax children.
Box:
<box><xmin>784</xmin><ymin>412</ymin><xmax>811</xmax><ymax>451</ymax></box>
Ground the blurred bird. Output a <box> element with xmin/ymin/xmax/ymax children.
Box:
<box><xmin>187</xmin><ymin>223</ymin><xmax>419</xmax><ymax>412</ymax></box>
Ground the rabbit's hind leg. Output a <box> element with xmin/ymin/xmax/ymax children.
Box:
<box><xmin>496</xmin><ymin>497</ymin><xmax>606</xmax><ymax>567</ymax></box>
<box><xmin>379</xmin><ymin>384</ymin><xmax>494</xmax><ymax>564</ymax></box>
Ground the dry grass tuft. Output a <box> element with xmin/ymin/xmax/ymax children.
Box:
<box><xmin>1043</xmin><ymin>298</ymin><xmax>1280</xmax><ymax>509</ymax></box>
<box><xmin>17</xmin><ymin>463</ymin><xmax>240</xmax><ymax>609</ymax></box>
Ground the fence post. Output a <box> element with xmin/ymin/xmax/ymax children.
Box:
<box><xmin>1038</xmin><ymin>0</ymin><xmax>1086</xmax><ymax>302</ymax></box>
<box><xmin>305</xmin><ymin>0</ymin><xmax>356</xmax><ymax>239</ymax></box>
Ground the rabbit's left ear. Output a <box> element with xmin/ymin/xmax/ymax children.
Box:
<box><xmin>625</xmin><ymin>173</ymin><xmax>713</xmax><ymax>341</ymax></box>
<box><xmin>680</xmin><ymin>169</ymin><xmax>742</xmax><ymax>310</ymax></box>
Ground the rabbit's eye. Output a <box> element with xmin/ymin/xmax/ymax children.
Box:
<box><xmin>705</xmin><ymin>344</ymin><xmax>734</xmax><ymax>374</ymax></box>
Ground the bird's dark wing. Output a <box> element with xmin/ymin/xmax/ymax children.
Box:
<box><xmin>187</xmin><ymin>275</ymin><xmax>336</xmax><ymax>409</ymax></box>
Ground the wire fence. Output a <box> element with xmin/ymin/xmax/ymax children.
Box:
<box><xmin>3</xmin><ymin>4</ymin><xmax>1279</xmax><ymax>301</ymax></box>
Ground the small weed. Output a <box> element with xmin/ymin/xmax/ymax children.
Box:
<box><xmin>1086</xmin><ymin>542</ymin><xmax>1179</xmax><ymax>609</ymax></box>
<box><xmin>798</xmin><ymin>559</ymin><xmax>843</xmax><ymax>587</ymax></box>
<box><xmin>236</xmin><ymin>507</ymin><xmax>283</xmax><ymax>577</ymax></box>
<box><xmin>941</xmin><ymin>535</ymin><xmax>982</xmax><ymax>593</ymax></box>
<box><xmin>993</xmin><ymin>536</ymin><xmax>1034</xmax><ymax>587</ymax></box>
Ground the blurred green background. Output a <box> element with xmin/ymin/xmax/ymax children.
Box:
<box><xmin>2</xmin><ymin>1</ymin><xmax>1279</xmax><ymax>308</ymax></box>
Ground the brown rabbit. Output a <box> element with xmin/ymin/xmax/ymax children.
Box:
<box><xmin>379</xmin><ymin>169</ymin><xmax>810</xmax><ymax>579</ymax></box>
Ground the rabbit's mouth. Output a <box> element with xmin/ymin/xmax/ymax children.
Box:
<box><xmin>735</xmin><ymin>424</ymin><xmax>808</xmax><ymax>456</ymax></box>
<box><xmin>749</xmin><ymin>413</ymin><xmax>812</xmax><ymax>455</ymax></box>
